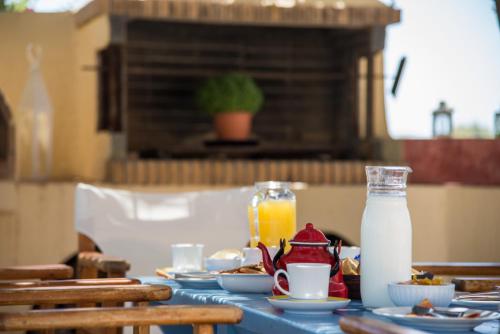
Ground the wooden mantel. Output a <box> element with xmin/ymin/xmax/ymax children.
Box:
<box><xmin>75</xmin><ymin>0</ymin><xmax>400</xmax><ymax>28</ymax></box>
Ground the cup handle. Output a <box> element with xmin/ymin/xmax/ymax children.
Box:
<box><xmin>273</xmin><ymin>269</ymin><xmax>291</xmax><ymax>296</ymax></box>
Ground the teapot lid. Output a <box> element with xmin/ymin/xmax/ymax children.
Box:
<box><xmin>289</xmin><ymin>223</ymin><xmax>330</xmax><ymax>246</ymax></box>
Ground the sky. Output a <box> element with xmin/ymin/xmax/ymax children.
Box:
<box><xmin>21</xmin><ymin>0</ymin><xmax>500</xmax><ymax>139</ymax></box>
<box><xmin>381</xmin><ymin>0</ymin><xmax>500</xmax><ymax>138</ymax></box>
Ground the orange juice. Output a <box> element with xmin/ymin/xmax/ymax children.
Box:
<box><xmin>248</xmin><ymin>199</ymin><xmax>296</xmax><ymax>249</ymax></box>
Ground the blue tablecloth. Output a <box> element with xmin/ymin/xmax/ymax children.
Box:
<box><xmin>139</xmin><ymin>277</ymin><xmax>498</xmax><ymax>334</ymax></box>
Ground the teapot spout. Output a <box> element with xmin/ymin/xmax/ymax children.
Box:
<box><xmin>257</xmin><ymin>242</ymin><xmax>275</xmax><ymax>275</ymax></box>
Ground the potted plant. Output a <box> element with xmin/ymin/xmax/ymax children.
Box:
<box><xmin>196</xmin><ymin>72</ymin><xmax>263</xmax><ymax>141</ymax></box>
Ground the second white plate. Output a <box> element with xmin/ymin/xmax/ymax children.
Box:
<box><xmin>373</xmin><ymin>307</ymin><xmax>500</xmax><ymax>332</ymax></box>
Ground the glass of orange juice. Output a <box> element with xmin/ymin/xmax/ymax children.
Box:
<box><xmin>248</xmin><ymin>181</ymin><xmax>296</xmax><ymax>249</ymax></box>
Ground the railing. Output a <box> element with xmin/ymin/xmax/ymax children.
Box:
<box><xmin>108</xmin><ymin>159</ymin><xmax>378</xmax><ymax>185</ymax></box>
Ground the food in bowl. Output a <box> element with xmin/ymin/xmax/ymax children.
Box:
<box><xmin>388</xmin><ymin>282</ymin><xmax>455</xmax><ymax>307</ymax></box>
<box><xmin>401</xmin><ymin>276</ymin><xmax>444</xmax><ymax>286</ymax></box>
<box><xmin>220</xmin><ymin>264</ymin><xmax>266</xmax><ymax>274</ymax></box>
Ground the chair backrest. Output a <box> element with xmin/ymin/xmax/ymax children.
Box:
<box><xmin>75</xmin><ymin>184</ymin><xmax>253</xmax><ymax>275</ymax></box>
<box><xmin>0</xmin><ymin>284</ymin><xmax>171</xmax><ymax>306</ymax></box>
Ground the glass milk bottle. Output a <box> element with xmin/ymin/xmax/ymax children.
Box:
<box><xmin>361</xmin><ymin>166</ymin><xmax>413</xmax><ymax>307</ymax></box>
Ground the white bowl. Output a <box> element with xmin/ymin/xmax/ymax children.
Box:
<box><xmin>204</xmin><ymin>258</ymin><xmax>241</xmax><ymax>272</ymax></box>
<box><xmin>388</xmin><ymin>283</ymin><xmax>455</xmax><ymax>307</ymax></box>
<box><xmin>216</xmin><ymin>274</ymin><xmax>274</xmax><ymax>293</ymax></box>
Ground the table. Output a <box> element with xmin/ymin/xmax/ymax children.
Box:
<box><xmin>139</xmin><ymin>277</ymin><xmax>498</xmax><ymax>334</ymax></box>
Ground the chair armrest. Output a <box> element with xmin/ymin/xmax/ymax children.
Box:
<box><xmin>0</xmin><ymin>277</ymin><xmax>141</xmax><ymax>289</ymax></box>
<box><xmin>0</xmin><ymin>264</ymin><xmax>73</xmax><ymax>280</ymax></box>
<box><xmin>78</xmin><ymin>252</ymin><xmax>130</xmax><ymax>278</ymax></box>
<box><xmin>413</xmin><ymin>262</ymin><xmax>500</xmax><ymax>276</ymax></box>
<box><xmin>339</xmin><ymin>317</ymin><xmax>427</xmax><ymax>334</ymax></box>
<box><xmin>0</xmin><ymin>305</ymin><xmax>243</xmax><ymax>331</ymax></box>
<box><xmin>0</xmin><ymin>284</ymin><xmax>171</xmax><ymax>306</ymax></box>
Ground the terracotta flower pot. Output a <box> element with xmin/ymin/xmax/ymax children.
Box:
<box><xmin>214</xmin><ymin>112</ymin><xmax>253</xmax><ymax>140</ymax></box>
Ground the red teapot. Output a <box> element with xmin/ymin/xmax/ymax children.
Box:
<box><xmin>257</xmin><ymin>223</ymin><xmax>348</xmax><ymax>298</ymax></box>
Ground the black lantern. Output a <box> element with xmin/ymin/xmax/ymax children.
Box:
<box><xmin>432</xmin><ymin>101</ymin><xmax>453</xmax><ymax>138</ymax></box>
<box><xmin>495</xmin><ymin>110</ymin><xmax>500</xmax><ymax>138</ymax></box>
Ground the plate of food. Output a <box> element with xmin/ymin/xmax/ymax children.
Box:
<box><xmin>216</xmin><ymin>264</ymin><xmax>274</xmax><ymax>293</ymax></box>
<box><xmin>373</xmin><ymin>299</ymin><xmax>500</xmax><ymax>332</ymax></box>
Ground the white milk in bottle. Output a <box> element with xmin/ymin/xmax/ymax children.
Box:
<box><xmin>360</xmin><ymin>166</ymin><xmax>412</xmax><ymax>308</ymax></box>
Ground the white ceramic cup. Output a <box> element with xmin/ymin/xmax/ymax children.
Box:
<box><xmin>273</xmin><ymin>263</ymin><xmax>331</xmax><ymax>300</ymax></box>
<box><xmin>171</xmin><ymin>243</ymin><xmax>204</xmax><ymax>272</ymax></box>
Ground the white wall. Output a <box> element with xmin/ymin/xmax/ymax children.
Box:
<box><xmin>0</xmin><ymin>182</ymin><xmax>499</xmax><ymax>267</ymax></box>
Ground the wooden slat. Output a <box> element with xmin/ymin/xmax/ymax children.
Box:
<box><xmin>0</xmin><ymin>265</ymin><xmax>73</xmax><ymax>280</ymax></box>
<box><xmin>0</xmin><ymin>284</ymin><xmax>171</xmax><ymax>306</ymax></box>
<box><xmin>0</xmin><ymin>278</ymin><xmax>140</xmax><ymax>289</ymax></box>
<box><xmin>0</xmin><ymin>305</ymin><xmax>242</xmax><ymax>331</ymax></box>
<box><xmin>413</xmin><ymin>262</ymin><xmax>500</xmax><ymax>276</ymax></box>
<box><xmin>340</xmin><ymin>316</ymin><xmax>427</xmax><ymax>334</ymax></box>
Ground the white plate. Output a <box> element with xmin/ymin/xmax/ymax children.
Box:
<box><xmin>267</xmin><ymin>295</ymin><xmax>351</xmax><ymax>315</ymax></box>
<box><xmin>216</xmin><ymin>274</ymin><xmax>274</xmax><ymax>293</ymax></box>
<box><xmin>373</xmin><ymin>307</ymin><xmax>500</xmax><ymax>332</ymax></box>
<box><xmin>174</xmin><ymin>277</ymin><xmax>221</xmax><ymax>289</ymax></box>
<box><xmin>452</xmin><ymin>299</ymin><xmax>500</xmax><ymax>310</ymax></box>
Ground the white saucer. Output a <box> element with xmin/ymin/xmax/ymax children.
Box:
<box><xmin>267</xmin><ymin>295</ymin><xmax>351</xmax><ymax>315</ymax></box>
<box><xmin>452</xmin><ymin>298</ymin><xmax>500</xmax><ymax>310</ymax></box>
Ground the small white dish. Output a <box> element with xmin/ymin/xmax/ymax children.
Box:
<box><xmin>204</xmin><ymin>258</ymin><xmax>241</xmax><ymax>272</ymax></box>
<box><xmin>388</xmin><ymin>282</ymin><xmax>455</xmax><ymax>307</ymax></box>
<box><xmin>373</xmin><ymin>307</ymin><xmax>500</xmax><ymax>332</ymax></box>
<box><xmin>267</xmin><ymin>295</ymin><xmax>350</xmax><ymax>315</ymax></box>
<box><xmin>216</xmin><ymin>273</ymin><xmax>274</xmax><ymax>293</ymax></box>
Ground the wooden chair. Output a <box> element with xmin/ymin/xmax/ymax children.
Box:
<box><xmin>0</xmin><ymin>283</ymin><xmax>173</xmax><ymax>334</ymax></box>
<box><xmin>0</xmin><ymin>305</ymin><xmax>243</xmax><ymax>334</ymax></box>
<box><xmin>0</xmin><ymin>265</ymin><xmax>243</xmax><ymax>334</ymax></box>
<box><xmin>340</xmin><ymin>317</ymin><xmax>427</xmax><ymax>334</ymax></box>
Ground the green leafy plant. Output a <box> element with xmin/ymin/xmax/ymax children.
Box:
<box><xmin>196</xmin><ymin>73</ymin><xmax>263</xmax><ymax>117</ymax></box>
<box><xmin>0</xmin><ymin>0</ymin><xmax>30</xmax><ymax>12</ymax></box>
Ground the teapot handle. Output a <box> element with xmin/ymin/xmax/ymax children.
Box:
<box><xmin>272</xmin><ymin>238</ymin><xmax>286</xmax><ymax>271</ymax></box>
<box><xmin>329</xmin><ymin>240</ymin><xmax>341</xmax><ymax>277</ymax></box>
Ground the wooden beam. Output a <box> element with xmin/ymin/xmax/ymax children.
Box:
<box><xmin>0</xmin><ymin>305</ymin><xmax>243</xmax><ymax>331</ymax></box>
<box><xmin>0</xmin><ymin>265</ymin><xmax>73</xmax><ymax>280</ymax></box>
<box><xmin>413</xmin><ymin>262</ymin><xmax>500</xmax><ymax>276</ymax></box>
<box><xmin>0</xmin><ymin>284</ymin><xmax>171</xmax><ymax>306</ymax></box>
